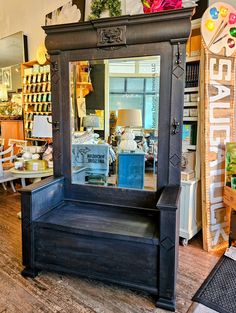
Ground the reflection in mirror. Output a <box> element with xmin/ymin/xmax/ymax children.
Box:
<box><xmin>71</xmin><ymin>56</ymin><xmax>160</xmax><ymax>191</ymax></box>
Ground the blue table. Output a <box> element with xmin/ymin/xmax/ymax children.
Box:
<box><xmin>117</xmin><ymin>151</ymin><xmax>145</xmax><ymax>189</ymax></box>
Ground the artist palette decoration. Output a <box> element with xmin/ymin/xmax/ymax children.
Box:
<box><xmin>201</xmin><ymin>2</ymin><xmax>236</xmax><ymax>57</ymax></box>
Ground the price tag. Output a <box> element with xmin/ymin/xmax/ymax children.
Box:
<box><xmin>32</xmin><ymin>162</ymin><xmax>39</xmax><ymax>171</ymax></box>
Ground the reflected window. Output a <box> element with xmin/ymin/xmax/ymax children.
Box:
<box><xmin>109</xmin><ymin>77</ymin><xmax>159</xmax><ymax>129</ymax></box>
<box><xmin>109</xmin><ymin>78</ymin><xmax>125</xmax><ymax>93</ymax></box>
<box><xmin>126</xmin><ymin>78</ymin><xmax>144</xmax><ymax>92</ymax></box>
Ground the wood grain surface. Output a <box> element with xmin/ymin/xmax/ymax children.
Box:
<box><xmin>0</xmin><ymin>188</ymin><xmax>221</xmax><ymax>313</ymax></box>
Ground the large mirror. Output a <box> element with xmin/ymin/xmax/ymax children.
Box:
<box><xmin>70</xmin><ymin>56</ymin><xmax>160</xmax><ymax>191</ymax></box>
<box><xmin>0</xmin><ymin>31</ymin><xmax>28</xmax><ymax>99</ymax></box>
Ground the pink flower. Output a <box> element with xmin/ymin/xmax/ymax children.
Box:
<box><xmin>151</xmin><ymin>0</ymin><xmax>165</xmax><ymax>12</ymax></box>
<box><xmin>142</xmin><ymin>0</ymin><xmax>182</xmax><ymax>13</ymax></box>
<box><xmin>142</xmin><ymin>0</ymin><xmax>152</xmax><ymax>13</ymax></box>
<box><xmin>163</xmin><ymin>0</ymin><xmax>182</xmax><ymax>10</ymax></box>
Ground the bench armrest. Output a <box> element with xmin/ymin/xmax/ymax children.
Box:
<box><xmin>156</xmin><ymin>185</ymin><xmax>181</xmax><ymax>211</ymax></box>
<box><xmin>20</xmin><ymin>176</ymin><xmax>64</xmax><ymax>221</ymax></box>
<box><xmin>21</xmin><ymin>176</ymin><xmax>64</xmax><ymax>270</ymax></box>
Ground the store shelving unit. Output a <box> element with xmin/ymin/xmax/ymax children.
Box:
<box><xmin>22</xmin><ymin>60</ymin><xmax>52</xmax><ymax>143</ymax></box>
<box><xmin>180</xmin><ymin>19</ymin><xmax>202</xmax><ymax>245</ymax></box>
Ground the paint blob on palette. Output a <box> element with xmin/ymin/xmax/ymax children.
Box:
<box><xmin>201</xmin><ymin>2</ymin><xmax>236</xmax><ymax>56</ymax></box>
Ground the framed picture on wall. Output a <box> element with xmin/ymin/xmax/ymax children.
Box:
<box><xmin>45</xmin><ymin>0</ymin><xmax>85</xmax><ymax>25</ymax></box>
<box><xmin>2</xmin><ymin>67</ymin><xmax>12</xmax><ymax>90</ymax></box>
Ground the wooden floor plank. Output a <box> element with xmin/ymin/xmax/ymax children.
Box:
<box><xmin>0</xmin><ymin>187</ymin><xmax>221</xmax><ymax>313</ymax></box>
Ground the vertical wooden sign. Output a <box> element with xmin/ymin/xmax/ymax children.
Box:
<box><xmin>200</xmin><ymin>2</ymin><xmax>236</xmax><ymax>251</ymax></box>
<box><xmin>201</xmin><ymin>49</ymin><xmax>236</xmax><ymax>251</ymax></box>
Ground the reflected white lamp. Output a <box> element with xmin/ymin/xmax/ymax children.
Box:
<box><xmin>117</xmin><ymin>109</ymin><xmax>142</xmax><ymax>152</ymax></box>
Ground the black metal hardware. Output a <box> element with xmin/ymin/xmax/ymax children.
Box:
<box><xmin>175</xmin><ymin>42</ymin><xmax>182</xmax><ymax>65</ymax></box>
<box><xmin>51</xmin><ymin>60</ymin><xmax>58</xmax><ymax>72</ymax></box>
<box><xmin>47</xmin><ymin>118</ymin><xmax>60</xmax><ymax>131</ymax></box>
<box><xmin>172</xmin><ymin>118</ymin><xmax>180</xmax><ymax>134</ymax></box>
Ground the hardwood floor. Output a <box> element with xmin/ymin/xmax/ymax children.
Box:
<box><xmin>0</xmin><ymin>186</ymin><xmax>221</xmax><ymax>313</ymax></box>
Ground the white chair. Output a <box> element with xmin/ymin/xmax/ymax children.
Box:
<box><xmin>0</xmin><ymin>145</ymin><xmax>17</xmax><ymax>192</ymax></box>
<box><xmin>0</xmin><ymin>138</ymin><xmax>5</xmax><ymax>147</ymax></box>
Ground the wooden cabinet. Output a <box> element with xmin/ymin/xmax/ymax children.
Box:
<box><xmin>22</xmin><ymin>60</ymin><xmax>52</xmax><ymax>143</ymax></box>
<box><xmin>180</xmin><ymin>20</ymin><xmax>202</xmax><ymax>243</ymax></box>
<box><xmin>20</xmin><ymin>9</ymin><xmax>193</xmax><ymax>312</ymax></box>
<box><xmin>1</xmin><ymin>120</ymin><xmax>24</xmax><ymax>149</ymax></box>
<box><xmin>179</xmin><ymin>179</ymin><xmax>202</xmax><ymax>245</ymax></box>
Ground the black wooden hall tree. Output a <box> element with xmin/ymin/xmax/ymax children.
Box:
<box><xmin>20</xmin><ymin>8</ymin><xmax>193</xmax><ymax>312</ymax></box>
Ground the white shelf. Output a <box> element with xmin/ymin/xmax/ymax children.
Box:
<box><xmin>181</xmin><ymin>178</ymin><xmax>198</xmax><ymax>184</ymax></box>
<box><xmin>182</xmin><ymin>144</ymin><xmax>196</xmax><ymax>151</ymax></box>
<box><xmin>186</xmin><ymin>55</ymin><xmax>200</xmax><ymax>62</ymax></box>
<box><xmin>183</xmin><ymin>117</ymin><xmax>198</xmax><ymax>122</ymax></box>
<box><xmin>184</xmin><ymin>87</ymin><xmax>199</xmax><ymax>93</ymax></box>
<box><xmin>191</xmin><ymin>18</ymin><xmax>201</xmax><ymax>30</ymax></box>
<box><xmin>187</xmin><ymin>145</ymin><xmax>196</xmax><ymax>150</ymax></box>
<box><xmin>184</xmin><ymin>101</ymin><xmax>198</xmax><ymax>107</ymax></box>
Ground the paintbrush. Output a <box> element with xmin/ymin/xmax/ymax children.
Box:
<box><xmin>208</xmin><ymin>19</ymin><xmax>228</xmax><ymax>48</ymax></box>
<box><xmin>213</xmin><ymin>33</ymin><xmax>228</xmax><ymax>45</ymax></box>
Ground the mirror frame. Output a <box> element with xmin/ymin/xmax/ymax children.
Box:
<box><xmin>0</xmin><ymin>31</ymin><xmax>28</xmax><ymax>68</ymax></box>
<box><xmin>43</xmin><ymin>9</ymin><xmax>192</xmax><ymax>208</ymax></box>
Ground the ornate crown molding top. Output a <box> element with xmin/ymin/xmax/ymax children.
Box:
<box><xmin>43</xmin><ymin>8</ymin><xmax>193</xmax><ymax>54</ymax></box>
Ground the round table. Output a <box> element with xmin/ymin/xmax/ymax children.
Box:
<box><xmin>11</xmin><ymin>168</ymin><xmax>53</xmax><ymax>187</ymax></box>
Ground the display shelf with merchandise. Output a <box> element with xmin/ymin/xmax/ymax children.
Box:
<box><xmin>180</xmin><ymin>19</ymin><xmax>202</xmax><ymax>245</ymax></box>
<box><xmin>22</xmin><ymin>60</ymin><xmax>52</xmax><ymax>143</ymax></box>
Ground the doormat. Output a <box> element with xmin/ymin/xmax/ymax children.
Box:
<box><xmin>192</xmin><ymin>256</ymin><xmax>236</xmax><ymax>313</ymax></box>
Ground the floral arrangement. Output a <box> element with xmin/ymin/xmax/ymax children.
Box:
<box><xmin>0</xmin><ymin>102</ymin><xmax>22</xmax><ymax>119</ymax></box>
<box><xmin>142</xmin><ymin>0</ymin><xmax>182</xmax><ymax>13</ymax></box>
<box><xmin>89</xmin><ymin>0</ymin><xmax>122</xmax><ymax>20</ymax></box>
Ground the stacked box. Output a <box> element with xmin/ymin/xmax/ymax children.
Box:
<box><xmin>190</xmin><ymin>108</ymin><xmax>198</xmax><ymax>117</ymax></box>
<box><xmin>183</xmin><ymin>109</ymin><xmax>190</xmax><ymax>117</ymax></box>
<box><xmin>190</xmin><ymin>93</ymin><xmax>199</xmax><ymax>102</ymax></box>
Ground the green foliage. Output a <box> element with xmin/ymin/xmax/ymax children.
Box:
<box><xmin>89</xmin><ymin>0</ymin><xmax>122</xmax><ymax>20</ymax></box>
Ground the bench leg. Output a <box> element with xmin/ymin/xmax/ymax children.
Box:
<box><xmin>21</xmin><ymin>267</ymin><xmax>39</xmax><ymax>278</ymax></box>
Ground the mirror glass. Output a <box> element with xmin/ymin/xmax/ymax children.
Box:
<box><xmin>70</xmin><ymin>56</ymin><xmax>160</xmax><ymax>191</ymax></box>
<box><xmin>0</xmin><ymin>31</ymin><xmax>28</xmax><ymax>97</ymax></box>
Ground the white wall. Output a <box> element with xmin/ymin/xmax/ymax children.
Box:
<box><xmin>209</xmin><ymin>0</ymin><xmax>235</xmax><ymax>6</ymax></box>
<box><xmin>0</xmin><ymin>0</ymin><xmax>70</xmax><ymax>60</ymax></box>
<box><xmin>0</xmin><ymin>0</ymin><xmax>235</xmax><ymax>61</ymax></box>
